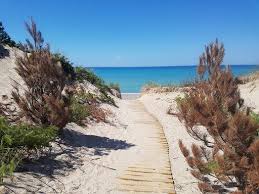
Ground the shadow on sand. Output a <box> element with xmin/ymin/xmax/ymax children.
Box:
<box><xmin>4</xmin><ymin>125</ymin><xmax>134</xmax><ymax>193</ymax></box>
<box><xmin>62</xmin><ymin>128</ymin><xmax>134</xmax><ymax>156</ymax></box>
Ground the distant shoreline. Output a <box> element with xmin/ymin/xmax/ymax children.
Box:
<box><xmin>93</xmin><ymin>65</ymin><xmax>259</xmax><ymax>93</ymax></box>
<box><xmin>89</xmin><ymin>64</ymin><xmax>259</xmax><ymax>68</ymax></box>
<box><xmin>121</xmin><ymin>93</ymin><xmax>140</xmax><ymax>100</ymax></box>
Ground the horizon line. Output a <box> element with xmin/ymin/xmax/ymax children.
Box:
<box><xmin>87</xmin><ymin>64</ymin><xmax>259</xmax><ymax>68</ymax></box>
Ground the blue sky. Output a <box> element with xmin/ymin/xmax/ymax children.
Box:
<box><xmin>1</xmin><ymin>0</ymin><xmax>259</xmax><ymax>66</ymax></box>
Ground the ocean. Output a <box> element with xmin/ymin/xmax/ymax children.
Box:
<box><xmin>91</xmin><ymin>65</ymin><xmax>259</xmax><ymax>93</ymax></box>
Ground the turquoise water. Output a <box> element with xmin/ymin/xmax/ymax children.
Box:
<box><xmin>91</xmin><ymin>65</ymin><xmax>259</xmax><ymax>93</ymax></box>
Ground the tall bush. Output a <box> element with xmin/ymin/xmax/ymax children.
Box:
<box><xmin>12</xmin><ymin>19</ymin><xmax>69</xmax><ymax>129</ymax></box>
<box><xmin>177</xmin><ymin>40</ymin><xmax>259</xmax><ymax>193</ymax></box>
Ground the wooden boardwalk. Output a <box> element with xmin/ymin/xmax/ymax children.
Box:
<box><xmin>115</xmin><ymin>100</ymin><xmax>176</xmax><ymax>194</ymax></box>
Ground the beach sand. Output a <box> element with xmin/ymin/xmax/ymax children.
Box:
<box><xmin>121</xmin><ymin>93</ymin><xmax>140</xmax><ymax>100</ymax></box>
<box><xmin>239</xmin><ymin>79</ymin><xmax>259</xmax><ymax>112</ymax></box>
<box><xmin>0</xmin><ymin>46</ymin><xmax>24</xmax><ymax>96</ymax></box>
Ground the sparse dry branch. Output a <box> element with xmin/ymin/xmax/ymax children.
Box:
<box><xmin>11</xmin><ymin>19</ymin><xmax>69</xmax><ymax>129</ymax></box>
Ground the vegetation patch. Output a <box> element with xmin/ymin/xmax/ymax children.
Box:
<box><xmin>251</xmin><ymin>111</ymin><xmax>259</xmax><ymax>124</ymax></box>
<box><xmin>0</xmin><ymin>117</ymin><xmax>57</xmax><ymax>183</ymax></box>
<box><xmin>75</xmin><ymin>67</ymin><xmax>109</xmax><ymax>91</ymax></box>
<box><xmin>53</xmin><ymin>53</ymin><xmax>76</xmax><ymax>81</ymax></box>
<box><xmin>176</xmin><ymin>39</ymin><xmax>259</xmax><ymax>193</ymax></box>
<box><xmin>0</xmin><ymin>22</ymin><xmax>16</xmax><ymax>47</ymax></box>
<box><xmin>109</xmin><ymin>83</ymin><xmax>120</xmax><ymax>93</ymax></box>
<box><xmin>75</xmin><ymin>66</ymin><xmax>118</xmax><ymax>106</ymax></box>
<box><xmin>69</xmin><ymin>93</ymin><xmax>90</xmax><ymax>125</ymax></box>
<box><xmin>69</xmin><ymin>91</ymin><xmax>109</xmax><ymax>124</ymax></box>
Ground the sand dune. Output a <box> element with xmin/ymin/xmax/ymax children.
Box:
<box><xmin>239</xmin><ymin>79</ymin><xmax>259</xmax><ymax>112</ymax></box>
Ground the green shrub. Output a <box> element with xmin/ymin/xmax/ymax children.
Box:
<box><xmin>0</xmin><ymin>157</ymin><xmax>17</xmax><ymax>183</ymax></box>
<box><xmin>53</xmin><ymin>53</ymin><xmax>76</xmax><ymax>80</ymax></box>
<box><xmin>0</xmin><ymin>119</ymin><xmax>58</xmax><ymax>149</ymax></box>
<box><xmin>99</xmin><ymin>93</ymin><xmax>116</xmax><ymax>106</ymax></box>
<box><xmin>250</xmin><ymin>112</ymin><xmax>259</xmax><ymax>136</ymax></box>
<box><xmin>68</xmin><ymin>91</ymin><xmax>111</xmax><ymax>124</ymax></box>
<box><xmin>75</xmin><ymin>67</ymin><xmax>109</xmax><ymax>91</ymax></box>
<box><xmin>0</xmin><ymin>22</ymin><xmax>16</xmax><ymax>47</ymax></box>
<box><xmin>109</xmin><ymin>82</ymin><xmax>120</xmax><ymax>93</ymax></box>
<box><xmin>0</xmin><ymin>117</ymin><xmax>58</xmax><ymax>183</ymax></box>
<box><xmin>74</xmin><ymin>67</ymin><xmax>117</xmax><ymax>106</ymax></box>
<box><xmin>69</xmin><ymin>96</ymin><xmax>90</xmax><ymax>124</ymax></box>
<box><xmin>206</xmin><ymin>160</ymin><xmax>220</xmax><ymax>173</ymax></box>
<box><xmin>251</xmin><ymin>112</ymin><xmax>259</xmax><ymax>124</ymax></box>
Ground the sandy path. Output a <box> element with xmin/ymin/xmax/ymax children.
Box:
<box><xmin>114</xmin><ymin>100</ymin><xmax>175</xmax><ymax>194</ymax></box>
<box><xmin>140</xmin><ymin>93</ymin><xmax>201</xmax><ymax>194</ymax></box>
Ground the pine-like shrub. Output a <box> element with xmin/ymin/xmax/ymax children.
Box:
<box><xmin>0</xmin><ymin>117</ymin><xmax>58</xmax><ymax>183</ymax></box>
<box><xmin>0</xmin><ymin>22</ymin><xmax>16</xmax><ymax>47</ymax></box>
<box><xmin>11</xmin><ymin>19</ymin><xmax>69</xmax><ymax>129</ymax></box>
<box><xmin>0</xmin><ymin>150</ymin><xmax>17</xmax><ymax>184</ymax></box>
<box><xmin>176</xmin><ymin>40</ymin><xmax>259</xmax><ymax>193</ymax></box>
<box><xmin>75</xmin><ymin>67</ymin><xmax>109</xmax><ymax>90</ymax></box>
<box><xmin>69</xmin><ymin>91</ymin><xmax>108</xmax><ymax>124</ymax></box>
<box><xmin>251</xmin><ymin>112</ymin><xmax>259</xmax><ymax>125</ymax></box>
<box><xmin>0</xmin><ymin>118</ymin><xmax>58</xmax><ymax>150</ymax></box>
<box><xmin>75</xmin><ymin>66</ymin><xmax>117</xmax><ymax>106</ymax></box>
<box><xmin>109</xmin><ymin>83</ymin><xmax>121</xmax><ymax>93</ymax></box>
<box><xmin>53</xmin><ymin>53</ymin><xmax>76</xmax><ymax>81</ymax></box>
<box><xmin>99</xmin><ymin>93</ymin><xmax>116</xmax><ymax>106</ymax></box>
<box><xmin>69</xmin><ymin>95</ymin><xmax>90</xmax><ymax>124</ymax></box>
